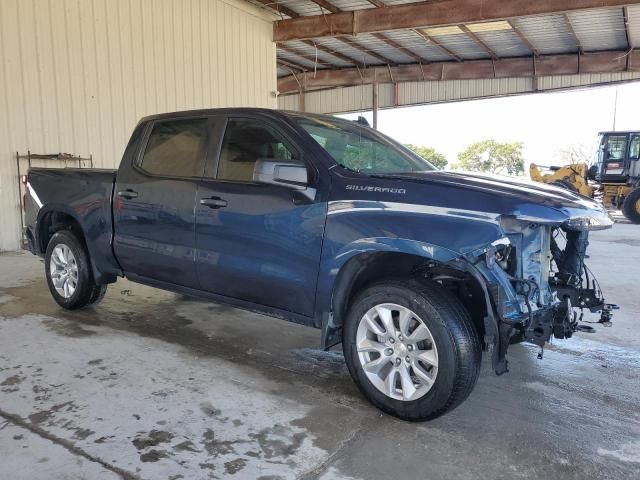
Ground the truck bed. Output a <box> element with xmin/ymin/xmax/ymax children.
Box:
<box><xmin>24</xmin><ymin>167</ymin><xmax>121</xmax><ymax>283</ymax></box>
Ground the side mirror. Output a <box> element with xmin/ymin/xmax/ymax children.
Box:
<box><xmin>253</xmin><ymin>158</ymin><xmax>308</xmax><ymax>189</ymax></box>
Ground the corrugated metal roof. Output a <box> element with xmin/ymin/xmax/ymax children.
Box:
<box><xmin>567</xmin><ymin>8</ymin><xmax>627</xmax><ymax>51</ymax></box>
<box><xmin>383</xmin><ymin>30</ymin><xmax>453</xmax><ymax>62</ymax></box>
<box><xmin>313</xmin><ymin>37</ymin><xmax>382</xmax><ymax>66</ymax></box>
<box><xmin>469</xmin><ymin>26</ymin><xmax>532</xmax><ymax>58</ymax></box>
<box><xmin>380</xmin><ymin>0</ymin><xmax>428</xmax><ymax>6</ymax></box>
<box><xmin>328</xmin><ymin>0</ymin><xmax>372</xmax><ymax>11</ymax></box>
<box><xmin>348</xmin><ymin>33</ymin><xmax>416</xmax><ymax>64</ymax></box>
<box><xmin>420</xmin><ymin>27</ymin><xmax>488</xmax><ymax>60</ymax></box>
<box><xmin>626</xmin><ymin>5</ymin><xmax>640</xmax><ymax>48</ymax></box>
<box><xmin>271</xmin><ymin>4</ymin><xmax>635</xmax><ymax>79</ymax></box>
<box><xmin>512</xmin><ymin>15</ymin><xmax>578</xmax><ymax>54</ymax></box>
<box><xmin>281</xmin><ymin>40</ymin><xmax>354</xmax><ymax>68</ymax></box>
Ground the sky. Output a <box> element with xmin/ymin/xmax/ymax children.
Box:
<box><xmin>338</xmin><ymin>81</ymin><xmax>640</xmax><ymax>169</ymax></box>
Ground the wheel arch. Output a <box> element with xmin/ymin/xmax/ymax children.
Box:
<box><xmin>318</xmin><ymin>239</ymin><xmax>493</xmax><ymax>351</ymax></box>
<box><xmin>36</xmin><ymin>205</ymin><xmax>116</xmax><ymax>285</ymax></box>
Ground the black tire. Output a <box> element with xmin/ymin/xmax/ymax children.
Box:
<box><xmin>45</xmin><ymin>230</ymin><xmax>107</xmax><ymax>309</ymax></box>
<box><xmin>343</xmin><ymin>279</ymin><xmax>481</xmax><ymax>421</ymax></box>
<box><xmin>87</xmin><ymin>284</ymin><xmax>108</xmax><ymax>306</ymax></box>
<box><xmin>622</xmin><ymin>188</ymin><xmax>640</xmax><ymax>224</ymax></box>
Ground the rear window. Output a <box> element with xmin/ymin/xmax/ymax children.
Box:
<box><xmin>140</xmin><ymin>119</ymin><xmax>208</xmax><ymax>177</ymax></box>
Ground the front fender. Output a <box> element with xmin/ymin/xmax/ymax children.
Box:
<box><xmin>314</xmin><ymin>236</ymin><xmax>460</xmax><ymax>332</ymax></box>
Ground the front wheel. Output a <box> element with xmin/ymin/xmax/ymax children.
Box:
<box><xmin>45</xmin><ymin>230</ymin><xmax>107</xmax><ymax>309</ymax></box>
<box><xmin>343</xmin><ymin>280</ymin><xmax>481</xmax><ymax>421</ymax></box>
<box><xmin>622</xmin><ymin>188</ymin><xmax>640</xmax><ymax>224</ymax></box>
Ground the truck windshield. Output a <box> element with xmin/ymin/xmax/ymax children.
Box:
<box><xmin>294</xmin><ymin>115</ymin><xmax>436</xmax><ymax>174</ymax></box>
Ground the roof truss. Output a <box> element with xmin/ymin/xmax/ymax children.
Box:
<box><xmin>272</xmin><ymin>0</ymin><xmax>640</xmax><ymax>42</ymax></box>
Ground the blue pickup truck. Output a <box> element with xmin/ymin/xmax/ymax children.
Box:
<box><xmin>24</xmin><ymin>108</ymin><xmax>615</xmax><ymax>420</ymax></box>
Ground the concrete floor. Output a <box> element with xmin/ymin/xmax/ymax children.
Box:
<box><xmin>1</xmin><ymin>224</ymin><xmax>639</xmax><ymax>480</ymax></box>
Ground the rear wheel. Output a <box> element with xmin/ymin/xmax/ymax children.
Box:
<box><xmin>45</xmin><ymin>230</ymin><xmax>107</xmax><ymax>309</ymax></box>
<box><xmin>343</xmin><ymin>280</ymin><xmax>481</xmax><ymax>421</ymax></box>
<box><xmin>622</xmin><ymin>188</ymin><xmax>640</xmax><ymax>224</ymax></box>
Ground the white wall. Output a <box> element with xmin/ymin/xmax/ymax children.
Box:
<box><xmin>0</xmin><ymin>0</ymin><xmax>277</xmax><ymax>251</ymax></box>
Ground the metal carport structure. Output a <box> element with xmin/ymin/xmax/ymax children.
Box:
<box><xmin>251</xmin><ymin>0</ymin><xmax>640</xmax><ymax>117</ymax></box>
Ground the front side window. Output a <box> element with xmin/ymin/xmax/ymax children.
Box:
<box><xmin>629</xmin><ymin>135</ymin><xmax>640</xmax><ymax>160</ymax></box>
<box><xmin>605</xmin><ymin>135</ymin><xmax>627</xmax><ymax>161</ymax></box>
<box><xmin>217</xmin><ymin>119</ymin><xmax>299</xmax><ymax>182</ymax></box>
<box><xmin>141</xmin><ymin>119</ymin><xmax>208</xmax><ymax>177</ymax></box>
<box><xmin>294</xmin><ymin>115</ymin><xmax>436</xmax><ymax>174</ymax></box>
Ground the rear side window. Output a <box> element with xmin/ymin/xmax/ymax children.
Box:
<box><xmin>217</xmin><ymin>119</ymin><xmax>300</xmax><ymax>182</ymax></box>
<box><xmin>140</xmin><ymin>119</ymin><xmax>208</xmax><ymax>177</ymax></box>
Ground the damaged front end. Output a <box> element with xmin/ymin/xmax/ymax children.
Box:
<box><xmin>471</xmin><ymin>212</ymin><xmax>616</xmax><ymax>374</ymax></box>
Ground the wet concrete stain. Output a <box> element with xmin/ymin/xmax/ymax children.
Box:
<box><xmin>42</xmin><ymin>318</ymin><xmax>97</xmax><ymax>338</ymax></box>
<box><xmin>200</xmin><ymin>402</ymin><xmax>230</xmax><ymax>423</ymax></box>
<box><xmin>32</xmin><ymin>384</ymin><xmax>51</xmax><ymax>402</ymax></box>
<box><xmin>87</xmin><ymin>359</ymin><xmax>103</xmax><ymax>365</ymax></box>
<box><xmin>290</xmin><ymin>348</ymin><xmax>348</xmax><ymax>378</ymax></box>
<box><xmin>132</xmin><ymin>430</ymin><xmax>175</xmax><ymax>450</ymax></box>
<box><xmin>201</xmin><ymin>428</ymin><xmax>245</xmax><ymax>457</ymax></box>
<box><xmin>249</xmin><ymin>424</ymin><xmax>306</xmax><ymax>459</ymax></box>
<box><xmin>71</xmin><ymin>427</ymin><xmax>95</xmax><ymax>440</ymax></box>
<box><xmin>28</xmin><ymin>401</ymin><xmax>76</xmax><ymax>425</ymax></box>
<box><xmin>139</xmin><ymin>449</ymin><xmax>169</xmax><ymax>463</ymax></box>
<box><xmin>224</xmin><ymin>458</ymin><xmax>247</xmax><ymax>475</ymax></box>
<box><xmin>173</xmin><ymin>440</ymin><xmax>200</xmax><ymax>453</ymax></box>
<box><xmin>1</xmin><ymin>374</ymin><xmax>22</xmax><ymax>386</ymax></box>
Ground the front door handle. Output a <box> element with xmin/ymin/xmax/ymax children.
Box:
<box><xmin>199</xmin><ymin>197</ymin><xmax>228</xmax><ymax>209</ymax></box>
<box><xmin>117</xmin><ymin>189</ymin><xmax>138</xmax><ymax>200</ymax></box>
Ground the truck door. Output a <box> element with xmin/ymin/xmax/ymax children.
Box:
<box><xmin>113</xmin><ymin>116</ymin><xmax>211</xmax><ymax>288</ymax></box>
<box><xmin>599</xmin><ymin>134</ymin><xmax>628</xmax><ymax>182</ymax></box>
<box><xmin>194</xmin><ymin>116</ymin><xmax>326</xmax><ymax>317</ymax></box>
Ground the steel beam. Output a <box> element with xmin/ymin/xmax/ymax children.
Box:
<box><xmin>277</xmin><ymin>49</ymin><xmax>640</xmax><ymax>93</ymax></box>
<box><xmin>563</xmin><ymin>14</ymin><xmax>584</xmax><ymax>53</ymax></box>
<box><xmin>372</xmin><ymin>32</ymin><xmax>430</xmax><ymax>64</ymax></box>
<box><xmin>459</xmin><ymin>24</ymin><xmax>498</xmax><ymax>59</ymax></box>
<box><xmin>273</xmin><ymin>0</ymin><xmax>640</xmax><ymax>42</ymax></box>
<box><xmin>336</xmin><ymin>36</ymin><xmax>397</xmax><ymax>65</ymax></box>
<box><xmin>300</xmin><ymin>40</ymin><xmax>364</xmax><ymax>66</ymax></box>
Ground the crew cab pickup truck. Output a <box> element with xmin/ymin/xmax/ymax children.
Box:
<box><xmin>24</xmin><ymin>108</ymin><xmax>615</xmax><ymax>420</ymax></box>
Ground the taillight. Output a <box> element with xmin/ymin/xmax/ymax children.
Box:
<box><xmin>21</xmin><ymin>175</ymin><xmax>27</xmax><ymax>185</ymax></box>
<box><xmin>22</xmin><ymin>193</ymin><xmax>27</xmax><ymax>211</ymax></box>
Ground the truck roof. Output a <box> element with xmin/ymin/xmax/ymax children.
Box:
<box><xmin>138</xmin><ymin>107</ymin><xmax>335</xmax><ymax>125</ymax></box>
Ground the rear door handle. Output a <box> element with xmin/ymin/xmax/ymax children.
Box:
<box><xmin>199</xmin><ymin>197</ymin><xmax>228</xmax><ymax>209</ymax></box>
<box><xmin>117</xmin><ymin>189</ymin><xmax>138</xmax><ymax>200</ymax></box>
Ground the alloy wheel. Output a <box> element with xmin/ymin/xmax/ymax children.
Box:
<box><xmin>49</xmin><ymin>243</ymin><xmax>79</xmax><ymax>298</ymax></box>
<box><xmin>356</xmin><ymin>303</ymin><xmax>438</xmax><ymax>401</ymax></box>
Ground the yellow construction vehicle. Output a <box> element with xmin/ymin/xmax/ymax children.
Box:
<box><xmin>529</xmin><ymin>162</ymin><xmax>593</xmax><ymax>197</ymax></box>
<box><xmin>530</xmin><ymin>131</ymin><xmax>640</xmax><ymax>224</ymax></box>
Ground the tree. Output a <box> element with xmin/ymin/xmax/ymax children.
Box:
<box><xmin>457</xmin><ymin>139</ymin><xmax>525</xmax><ymax>176</ymax></box>
<box><xmin>555</xmin><ymin>143</ymin><xmax>593</xmax><ymax>165</ymax></box>
<box><xmin>404</xmin><ymin>144</ymin><xmax>448</xmax><ymax>169</ymax></box>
